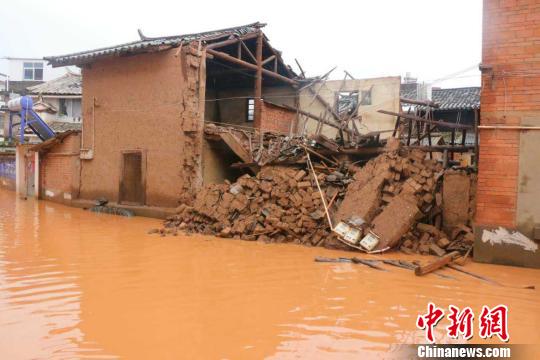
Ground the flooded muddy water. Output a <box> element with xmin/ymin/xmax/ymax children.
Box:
<box><xmin>0</xmin><ymin>189</ymin><xmax>539</xmax><ymax>359</ymax></box>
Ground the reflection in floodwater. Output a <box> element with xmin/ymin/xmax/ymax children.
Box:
<box><xmin>0</xmin><ymin>189</ymin><xmax>539</xmax><ymax>359</ymax></box>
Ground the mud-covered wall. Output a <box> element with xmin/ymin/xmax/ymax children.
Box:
<box><xmin>80</xmin><ymin>47</ymin><xmax>205</xmax><ymax>207</ymax></box>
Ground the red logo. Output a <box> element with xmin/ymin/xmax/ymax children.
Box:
<box><xmin>417</xmin><ymin>304</ymin><xmax>509</xmax><ymax>343</ymax></box>
<box><xmin>479</xmin><ymin>305</ymin><xmax>509</xmax><ymax>342</ymax></box>
<box><xmin>447</xmin><ymin>305</ymin><xmax>474</xmax><ymax>340</ymax></box>
<box><xmin>416</xmin><ymin>302</ymin><xmax>445</xmax><ymax>343</ymax></box>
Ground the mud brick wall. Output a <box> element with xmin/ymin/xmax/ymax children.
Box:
<box><xmin>39</xmin><ymin>132</ymin><xmax>81</xmax><ymax>203</ymax></box>
<box><xmin>259</xmin><ymin>101</ymin><xmax>296</xmax><ymax>134</ymax></box>
<box><xmin>80</xmin><ymin>47</ymin><xmax>205</xmax><ymax>208</ymax></box>
<box><xmin>477</xmin><ymin>0</ymin><xmax>540</xmax><ymax>235</ymax></box>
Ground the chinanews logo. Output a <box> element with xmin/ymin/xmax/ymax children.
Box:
<box><xmin>416</xmin><ymin>303</ymin><xmax>509</xmax><ymax>343</ymax></box>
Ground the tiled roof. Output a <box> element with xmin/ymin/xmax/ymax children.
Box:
<box><xmin>45</xmin><ymin>22</ymin><xmax>264</xmax><ymax>67</ymax></box>
<box><xmin>431</xmin><ymin>87</ymin><xmax>480</xmax><ymax>110</ymax></box>
<box><xmin>400</xmin><ymin>84</ymin><xmax>480</xmax><ymax>110</ymax></box>
<box><xmin>400</xmin><ymin>83</ymin><xmax>418</xmax><ymax>100</ymax></box>
<box><xmin>27</xmin><ymin>73</ymin><xmax>81</xmax><ymax>96</ymax></box>
<box><xmin>49</xmin><ymin>121</ymin><xmax>82</xmax><ymax>133</ymax></box>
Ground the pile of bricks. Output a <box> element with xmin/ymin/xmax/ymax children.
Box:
<box><xmin>334</xmin><ymin>148</ymin><xmax>447</xmax><ymax>251</ymax></box>
<box><xmin>162</xmin><ymin>165</ymin><xmax>349</xmax><ymax>248</ymax></box>
<box><xmin>158</xmin><ymin>146</ymin><xmax>475</xmax><ymax>255</ymax></box>
<box><xmin>400</xmin><ymin>223</ymin><xmax>474</xmax><ymax>256</ymax></box>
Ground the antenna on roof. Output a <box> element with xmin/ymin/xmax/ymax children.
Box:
<box><xmin>137</xmin><ymin>29</ymin><xmax>148</xmax><ymax>40</ymax></box>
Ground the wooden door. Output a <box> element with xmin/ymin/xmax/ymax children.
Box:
<box><xmin>119</xmin><ymin>151</ymin><xmax>145</xmax><ymax>205</ymax></box>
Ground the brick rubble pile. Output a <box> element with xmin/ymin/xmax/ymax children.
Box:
<box><xmin>158</xmin><ymin>146</ymin><xmax>475</xmax><ymax>255</ymax></box>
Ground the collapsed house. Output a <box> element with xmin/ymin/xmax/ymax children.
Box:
<box><xmin>31</xmin><ymin>22</ymin><xmax>400</xmax><ymax>209</ymax></box>
<box><xmin>10</xmin><ymin>22</ymin><xmax>481</xmax><ymax>258</ymax></box>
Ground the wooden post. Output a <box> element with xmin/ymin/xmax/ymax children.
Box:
<box><xmin>254</xmin><ymin>30</ymin><xmax>263</xmax><ymax>129</ymax></box>
<box><xmin>474</xmin><ymin>108</ymin><xmax>479</xmax><ymax>168</ymax></box>
<box><xmin>414</xmin><ymin>251</ymin><xmax>460</xmax><ymax>276</ymax></box>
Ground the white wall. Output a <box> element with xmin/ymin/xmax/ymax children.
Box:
<box><xmin>299</xmin><ymin>76</ymin><xmax>401</xmax><ymax>138</ymax></box>
<box><xmin>1</xmin><ymin>58</ymin><xmax>67</xmax><ymax>82</ymax></box>
<box><xmin>32</xmin><ymin>97</ymin><xmax>83</xmax><ymax>123</ymax></box>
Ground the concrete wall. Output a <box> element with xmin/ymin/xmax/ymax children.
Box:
<box><xmin>39</xmin><ymin>132</ymin><xmax>81</xmax><ymax>204</ymax></box>
<box><xmin>79</xmin><ymin>47</ymin><xmax>205</xmax><ymax>208</ymax></box>
<box><xmin>1</xmin><ymin>58</ymin><xmax>67</xmax><ymax>82</ymax></box>
<box><xmin>477</xmin><ymin>0</ymin><xmax>540</xmax><ymax>238</ymax></box>
<box><xmin>298</xmin><ymin>76</ymin><xmax>401</xmax><ymax>138</ymax></box>
<box><xmin>31</xmin><ymin>97</ymin><xmax>83</xmax><ymax>123</ymax></box>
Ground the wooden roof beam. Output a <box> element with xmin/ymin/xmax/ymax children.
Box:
<box><xmin>206</xmin><ymin>48</ymin><xmax>298</xmax><ymax>87</ymax></box>
<box><xmin>378</xmin><ymin>110</ymin><xmax>473</xmax><ymax>129</ymax></box>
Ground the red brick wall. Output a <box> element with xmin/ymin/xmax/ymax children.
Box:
<box><xmin>40</xmin><ymin>132</ymin><xmax>81</xmax><ymax>202</ymax></box>
<box><xmin>259</xmin><ymin>101</ymin><xmax>296</xmax><ymax>134</ymax></box>
<box><xmin>476</xmin><ymin>0</ymin><xmax>540</xmax><ymax>226</ymax></box>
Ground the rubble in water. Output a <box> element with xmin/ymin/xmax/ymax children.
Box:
<box><xmin>159</xmin><ymin>145</ymin><xmax>475</xmax><ymax>255</ymax></box>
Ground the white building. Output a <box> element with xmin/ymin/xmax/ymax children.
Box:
<box><xmin>26</xmin><ymin>72</ymin><xmax>82</xmax><ymax>131</ymax></box>
<box><xmin>0</xmin><ymin>57</ymin><xmax>71</xmax><ymax>98</ymax></box>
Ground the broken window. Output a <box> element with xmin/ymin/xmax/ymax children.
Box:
<box><xmin>23</xmin><ymin>62</ymin><xmax>44</xmax><ymax>81</ymax></box>
<box><xmin>247</xmin><ymin>98</ymin><xmax>255</xmax><ymax>122</ymax></box>
<box><xmin>360</xmin><ymin>89</ymin><xmax>372</xmax><ymax>106</ymax></box>
<box><xmin>336</xmin><ymin>91</ymin><xmax>359</xmax><ymax>116</ymax></box>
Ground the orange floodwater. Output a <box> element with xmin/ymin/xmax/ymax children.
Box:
<box><xmin>0</xmin><ymin>189</ymin><xmax>539</xmax><ymax>359</ymax></box>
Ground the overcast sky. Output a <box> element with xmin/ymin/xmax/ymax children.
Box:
<box><xmin>0</xmin><ymin>0</ymin><xmax>482</xmax><ymax>88</ymax></box>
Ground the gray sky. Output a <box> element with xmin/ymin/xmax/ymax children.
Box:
<box><xmin>0</xmin><ymin>0</ymin><xmax>482</xmax><ymax>88</ymax></box>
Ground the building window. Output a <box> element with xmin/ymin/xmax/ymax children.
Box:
<box><xmin>336</xmin><ymin>91</ymin><xmax>359</xmax><ymax>116</ymax></box>
<box><xmin>247</xmin><ymin>98</ymin><xmax>255</xmax><ymax>122</ymax></box>
<box><xmin>23</xmin><ymin>62</ymin><xmax>44</xmax><ymax>81</ymax></box>
<box><xmin>59</xmin><ymin>99</ymin><xmax>68</xmax><ymax>116</ymax></box>
<box><xmin>360</xmin><ymin>89</ymin><xmax>372</xmax><ymax>106</ymax></box>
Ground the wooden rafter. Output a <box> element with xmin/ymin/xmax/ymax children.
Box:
<box><xmin>378</xmin><ymin>110</ymin><xmax>473</xmax><ymax>130</ymax></box>
<box><xmin>262</xmin><ymin>55</ymin><xmax>276</xmax><ymax>65</ymax></box>
<box><xmin>262</xmin><ymin>37</ymin><xmax>295</xmax><ymax>78</ymax></box>
<box><xmin>240</xmin><ymin>40</ymin><xmax>256</xmax><ymax>63</ymax></box>
<box><xmin>205</xmin><ymin>48</ymin><xmax>298</xmax><ymax>86</ymax></box>
<box><xmin>254</xmin><ymin>30</ymin><xmax>263</xmax><ymax>127</ymax></box>
<box><xmin>206</xmin><ymin>32</ymin><xmax>259</xmax><ymax>49</ymax></box>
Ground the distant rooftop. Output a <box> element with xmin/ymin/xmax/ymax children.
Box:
<box><xmin>400</xmin><ymin>83</ymin><xmax>480</xmax><ymax>110</ymax></box>
<box><xmin>27</xmin><ymin>72</ymin><xmax>81</xmax><ymax>96</ymax></box>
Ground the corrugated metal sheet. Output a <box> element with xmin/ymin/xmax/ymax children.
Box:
<box><xmin>45</xmin><ymin>22</ymin><xmax>263</xmax><ymax>67</ymax></box>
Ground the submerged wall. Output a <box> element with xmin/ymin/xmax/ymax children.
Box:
<box><xmin>0</xmin><ymin>153</ymin><xmax>16</xmax><ymax>190</ymax></box>
<box><xmin>39</xmin><ymin>132</ymin><xmax>81</xmax><ymax>204</ymax></box>
<box><xmin>80</xmin><ymin>47</ymin><xmax>205</xmax><ymax>207</ymax></box>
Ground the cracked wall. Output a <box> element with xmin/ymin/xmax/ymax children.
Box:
<box><xmin>80</xmin><ymin>46</ymin><xmax>205</xmax><ymax>207</ymax></box>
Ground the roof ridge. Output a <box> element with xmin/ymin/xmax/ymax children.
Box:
<box><xmin>44</xmin><ymin>22</ymin><xmax>264</xmax><ymax>64</ymax></box>
<box><xmin>432</xmin><ymin>86</ymin><xmax>480</xmax><ymax>91</ymax></box>
<box><xmin>141</xmin><ymin>21</ymin><xmax>264</xmax><ymax>41</ymax></box>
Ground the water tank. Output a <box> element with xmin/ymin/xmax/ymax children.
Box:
<box><xmin>7</xmin><ymin>96</ymin><xmax>33</xmax><ymax>112</ymax></box>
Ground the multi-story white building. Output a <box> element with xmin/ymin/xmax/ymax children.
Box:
<box><xmin>0</xmin><ymin>57</ymin><xmax>69</xmax><ymax>97</ymax></box>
